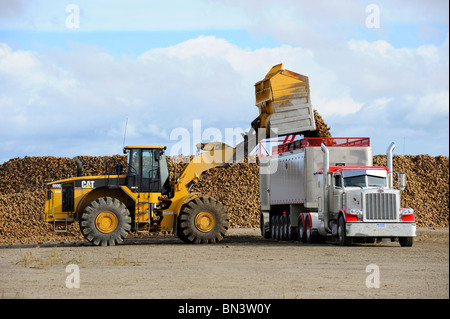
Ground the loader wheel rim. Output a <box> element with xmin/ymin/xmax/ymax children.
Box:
<box><xmin>96</xmin><ymin>211</ymin><xmax>118</xmax><ymax>234</ymax></box>
<box><xmin>195</xmin><ymin>211</ymin><xmax>216</xmax><ymax>233</ymax></box>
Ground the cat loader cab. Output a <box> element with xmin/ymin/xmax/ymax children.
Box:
<box><xmin>123</xmin><ymin>146</ymin><xmax>170</xmax><ymax>196</ymax></box>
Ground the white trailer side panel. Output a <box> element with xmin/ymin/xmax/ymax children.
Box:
<box><xmin>259</xmin><ymin>157</ymin><xmax>271</xmax><ymax>211</ymax></box>
<box><xmin>269</xmin><ymin>152</ymin><xmax>306</xmax><ymax>204</ymax></box>
<box><xmin>267</xmin><ymin>146</ymin><xmax>372</xmax><ymax>208</ymax></box>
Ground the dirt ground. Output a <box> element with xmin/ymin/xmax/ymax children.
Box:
<box><xmin>0</xmin><ymin>227</ymin><xmax>448</xmax><ymax>299</ymax></box>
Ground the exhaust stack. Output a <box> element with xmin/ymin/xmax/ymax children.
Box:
<box><xmin>74</xmin><ymin>157</ymin><xmax>84</xmax><ymax>177</ymax></box>
<box><xmin>321</xmin><ymin>143</ymin><xmax>331</xmax><ymax>233</ymax></box>
<box><xmin>386</xmin><ymin>142</ymin><xmax>395</xmax><ymax>188</ymax></box>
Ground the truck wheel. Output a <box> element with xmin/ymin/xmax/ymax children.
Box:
<box><xmin>80</xmin><ymin>197</ymin><xmax>132</xmax><ymax>246</ymax></box>
<box><xmin>274</xmin><ymin>216</ymin><xmax>281</xmax><ymax>240</ymax></box>
<box><xmin>177</xmin><ymin>196</ymin><xmax>229</xmax><ymax>244</ymax></box>
<box><xmin>338</xmin><ymin>216</ymin><xmax>352</xmax><ymax>246</ymax></box>
<box><xmin>305</xmin><ymin>215</ymin><xmax>312</xmax><ymax>243</ymax></box>
<box><xmin>399</xmin><ymin>237</ymin><xmax>414</xmax><ymax>247</ymax></box>
<box><xmin>298</xmin><ymin>214</ymin><xmax>306</xmax><ymax>243</ymax></box>
<box><xmin>260</xmin><ymin>213</ymin><xmax>271</xmax><ymax>239</ymax></box>
<box><xmin>270</xmin><ymin>216</ymin><xmax>276</xmax><ymax>239</ymax></box>
<box><xmin>277</xmin><ymin>216</ymin><xmax>283</xmax><ymax>240</ymax></box>
<box><xmin>281</xmin><ymin>215</ymin><xmax>287</xmax><ymax>240</ymax></box>
<box><xmin>286</xmin><ymin>214</ymin><xmax>294</xmax><ymax>240</ymax></box>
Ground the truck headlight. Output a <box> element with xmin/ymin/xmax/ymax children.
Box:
<box><xmin>349</xmin><ymin>208</ymin><xmax>363</xmax><ymax>216</ymax></box>
<box><xmin>400</xmin><ymin>208</ymin><xmax>414</xmax><ymax>215</ymax></box>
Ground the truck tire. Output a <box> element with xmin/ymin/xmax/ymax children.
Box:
<box><xmin>276</xmin><ymin>216</ymin><xmax>282</xmax><ymax>240</ymax></box>
<box><xmin>399</xmin><ymin>237</ymin><xmax>414</xmax><ymax>247</ymax></box>
<box><xmin>80</xmin><ymin>197</ymin><xmax>132</xmax><ymax>246</ymax></box>
<box><xmin>270</xmin><ymin>215</ymin><xmax>276</xmax><ymax>239</ymax></box>
<box><xmin>281</xmin><ymin>215</ymin><xmax>288</xmax><ymax>240</ymax></box>
<box><xmin>305</xmin><ymin>215</ymin><xmax>312</xmax><ymax>243</ymax></box>
<box><xmin>177</xmin><ymin>196</ymin><xmax>229</xmax><ymax>244</ymax></box>
<box><xmin>338</xmin><ymin>215</ymin><xmax>352</xmax><ymax>246</ymax></box>
<box><xmin>298</xmin><ymin>214</ymin><xmax>306</xmax><ymax>243</ymax></box>
<box><xmin>260</xmin><ymin>213</ymin><xmax>271</xmax><ymax>239</ymax></box>
<box><xmin>286</xmin><ymin>214</ymin><xmax>294</xmax><ymax>240</ymax></box>
<box><xmin>273</xmin><ymin>216</ymin><xmax>278</xmax><ymax>240</ymax></box>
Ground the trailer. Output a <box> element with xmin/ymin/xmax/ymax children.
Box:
<box><xmin>259</xmin><ymin>137</ymin><xmax>416</xmax><ymax>246</ymax></box>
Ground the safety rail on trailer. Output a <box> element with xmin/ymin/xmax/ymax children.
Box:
<box><xmin>273</xmin><ymin>137</ymin><xmax>370</xmax><ymax>155</ymax></box>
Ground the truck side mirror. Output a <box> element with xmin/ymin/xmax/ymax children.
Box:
<box><xmin>398</xmin><ymin>172</ymin><xmax>406</xmax><ymax>191</ymax></box>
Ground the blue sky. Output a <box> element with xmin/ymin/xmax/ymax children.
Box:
<box><xmin>0</xmin><ymin>0</ymin><xmax>448</xmax><ymax>164</ymax></box>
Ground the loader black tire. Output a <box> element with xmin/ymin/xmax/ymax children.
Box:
<box><xmin>80</xmin><ymin>197</ymin><xmax>132</xmax><ymax>246</ymax></box>
<box><xmin>177</xmin><ymin>196</ymin><xmax>229</xmax><ymax>244</ymax></box>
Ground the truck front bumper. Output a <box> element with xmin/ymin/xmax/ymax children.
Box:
<box><xmin>346</xmin><ymin>222</ymin><xmax>416</xmax><ymax>237</ymax></box>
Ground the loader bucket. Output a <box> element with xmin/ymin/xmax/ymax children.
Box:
<box><xmin>253</xmin><ymin>63</ymin><xmax>316</xmax><ymax>137</ymax></box>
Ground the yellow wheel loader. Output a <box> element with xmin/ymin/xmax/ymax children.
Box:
<box><xmin>44</xmin><ymin>140</ymin><xmax>260</xmax><ymax>246</ymax></box>
<box><xmin>43</xmin><ymin>63</ymin><xmax>316</xmax><ymax>246</ymax></box>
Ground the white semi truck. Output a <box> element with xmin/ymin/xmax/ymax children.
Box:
<box><xmin>259</xmin><ymin>137</ymin><xmax>416</xmax><ymax>246</ymax></box>
<box><xmin>249</xmin><ymin>64</ymin><xmax>415</xmax><ymax>246</ymax></box>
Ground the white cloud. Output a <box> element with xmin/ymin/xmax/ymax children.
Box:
<box><xmin>0</xmin><ymin>29</ymin><xmax>449</xmax><ymax>161</ymax></box>
<box><xmin>405</xmin><ymin>91</ymin><xmax>449</xmax><ymax>126</ymax></box>
<box><xmin>313</xmin><ymin>96</ymin><xmax>364</xmax><ymax>115</ymax></box>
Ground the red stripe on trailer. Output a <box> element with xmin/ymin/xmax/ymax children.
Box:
<box><xmin>273</xmin><ymin>137</ymin><xmax>371</xmax><ymax>155</ymax></box>
<box><xmin>315</xmin><ymin>166</ymin><xmax>389</xmax><ymax>174</ymax></box>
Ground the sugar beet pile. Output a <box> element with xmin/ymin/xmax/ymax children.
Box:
<box><xmin>0</xmin><ymin>111</ymin><xmax>448</xmax><ymax>244</ymax></box>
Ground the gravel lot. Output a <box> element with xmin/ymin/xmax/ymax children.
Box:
<box><xmin>0</xmin><ymin>227</ymin><xmax>448</xmax><ymax>299</ymax></box>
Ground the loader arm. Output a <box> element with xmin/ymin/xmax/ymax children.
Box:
<box><xmin>163</xmin><ymin>130</ymin><xmax>260</xmax><ymax>234</ymax></box>
<box><xmin>174</xmin><ymin>130</ymin><xmax>260</xmax><ymax>193</ymax></box>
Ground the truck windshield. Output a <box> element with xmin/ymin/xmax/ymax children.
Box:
<box><xmin>367</xmin><ymin>175</ymin><xmax>386</xmax><ymax>188</ymax></box>
<box><xmin>344</xmin><ymin>175</ymin><xmax>366</xmax><ymax>188</ymax></box>
<box><xmin>344</xmin><ymin>175</ymin><xmax>387</xmax><ymax>188</ymax></box>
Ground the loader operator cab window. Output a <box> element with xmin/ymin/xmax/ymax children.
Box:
<box><xmin>142</xmin><ymin>150</ymin><xmax>157</xmax><ymax>179</ymax></box>
<box><xmin>129</xmin><ymin>149</ymin><xmax>140</xmax><ymax>175</ymax></box>
<box><xmin>125</xmin><ymin>147</ymin><xmax>170</xmax><ymax>195</ymax></box>
<box><xmin>126</xmin><ymin>148</ymin><xmax>160</xmax><ymax>193</ymax></box>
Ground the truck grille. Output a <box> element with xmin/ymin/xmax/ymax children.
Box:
<box><xmin>364</xmin><ymin>193</ymin><xmax>397</xmax><ymax>221</ymax></box>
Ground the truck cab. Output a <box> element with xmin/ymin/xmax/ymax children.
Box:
<box><xmin>260</xmin><ymin>136</ymin><xmax>416</xmax><ymax>246</ymax></box>
<box><xmin>318</xmin><ymin>143</ymin><xmax>415</xmax><ymax>246</ymax></box>
<box><xmin>329</xmin><ymin>166</ymin><xmax>388</xmax><ymax>215</ymax></box>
